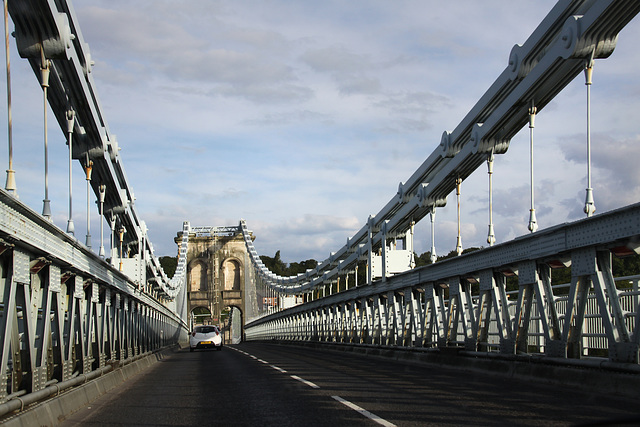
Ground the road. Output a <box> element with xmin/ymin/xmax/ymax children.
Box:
<box><xmin>60</xmin><ymin>342</ymin><xmax>640</xmax><ymax>426</ymax></box>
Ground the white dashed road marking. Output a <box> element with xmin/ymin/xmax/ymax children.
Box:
<box><xmin>331</xmin><ymin>395</ymin><xmax>396</xmax><ymax>427</ymax></box>
<box><xmin>230</xmin><ymin>346</ymin><xmax>396</xmax><ymax>425</ymax></box>
<box><xmin>290</xmin><ymin>375</ymin><xmax>320</xmax><ymax>389</ymax></box>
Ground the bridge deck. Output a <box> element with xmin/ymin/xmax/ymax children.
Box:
<box><xmin>54</xmin><ymin>343</ymin><xmax>639</xmax><ymax>426</ymax></box>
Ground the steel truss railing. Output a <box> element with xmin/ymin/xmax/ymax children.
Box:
<box><xmin>239</xmin><ymin>0</ymin><xmax>640</xmax><ymax>297</ymax></box>
<box><xmin>0</xmin><ymin>189</ymin><xmax>189</xmax><ymax>408</ymax></box>
<box><xmin>246</xmin><ymin>203</ymin><xmax>640</xmax><ymax>365</ymax></box>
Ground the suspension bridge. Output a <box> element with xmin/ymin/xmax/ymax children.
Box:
<box><xmin>1</xmin><ymin>0</ymin><xmax>640</xmax><ymax>425</ymax></box>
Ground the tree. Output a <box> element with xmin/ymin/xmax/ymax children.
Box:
<box><xmin>260</xmin><ymin>251</ymin><xmax>287</xmax><ymax>276</ymax></box>
<box><xmin>159</xmin><ymin>256</ymin><xmax>177</xmax><ymax>278</ymax></box>
<box><xmin>414</xmin><ymin>252</ymin><xmax>434</xmax><ymax>268</ymax></box>
<box><xmin>260</xmin><ymin>251</ymin><xmax>318</xmax><ymax>277</ymax></box>
<box><xmin>613</xmin><ymin>253</ymin><xmax>640</xmax><ymax>279</ymax></box>
<box><xmin>289</xmin><ymin>259</ymin><xmax>318</xmax><ymax>276</ymax></box>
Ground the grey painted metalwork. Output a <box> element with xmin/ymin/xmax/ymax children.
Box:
<box><xmin>240</xmin><ymin>0</ymin><xmax>640</xmax><ymax>299</ymax></box>
<box><xmin>246</xmin><ymin>204</ymin><xmax>640</xmax><ymax>364</ymax></box>
<box><xmin>6</xmin><ymin>0</ymin><xmax>182</xmax><ymax>299</ymax></box>
<box><xmin>242</xmin><ymin>0</ymin><xmax>640</xmax><ymax>367</ymax></box>
<box><xmin>0</xmin><ymin>0</ymin><xmax>639</xmax><ymax>419</ymax></box>
<box><xmin>0</xmin><ymin>189</ymin><xmax>189</xmax><ymax>408</ymax></box>
<box><xmin>0</xmin><ymin>1</ymin><xmax>195</xmax><ymax>412</ymax></box>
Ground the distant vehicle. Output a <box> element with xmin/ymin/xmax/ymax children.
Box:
<box><xmin>190</xmin><ymin>325</ymin><xmax>223</xmax><ymax>352</ymax></box>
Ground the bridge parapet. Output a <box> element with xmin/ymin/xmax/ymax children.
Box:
<box><xmin>0</xmin><ymin>189</ymin><xmax>188</xmax><ymax>407</ymax></box>
<box><xmin>245</xmin><ymin>203</ymin><xmax>640</xmax><ymax>366</ymax></box>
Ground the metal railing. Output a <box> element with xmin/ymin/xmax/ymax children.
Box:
<box><xmin>0</xmin><ymin>189</ymin><xmax>189</xmax><ymax>413</ymax></box>
<box><xmin>245</xmin><ymin>204</ymin><xmax>640</xmax><ymax>366</ymax></box>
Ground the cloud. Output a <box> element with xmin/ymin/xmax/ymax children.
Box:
<box><xmin>287</xmin><ymin>214</ymin><xmax>360</xmax><ymax>235</ymax></box>
<box><xmin>6</xmin><ymin>0</ymin><xmax>638</xmax><ymax>264</ymax></box>
<box><xmin>80</xmin><ymin>2</ymin><xmax>310</xmax><ymax>106</ymax></box>
<box><xmin>372</xmin><ymin>91</ymin><xmax>452</xmax><ymax>132</ymax></box>
<box><xmin>243</xmin><ymin>109</ymin><xmax>332</xmax><ymax>127</ymax></box>
<box><xmin>560</xmin><ymin>133</ymin><xmax>640</xmax><ymax>210</ymax></box>
<box><xmin>301</xmin><ymin>46</ymin><xmax>374</xmax><ymax>75</ymax></box>
<box><xmin>301</xmin><ymin>46</ymin><xmax>382</xmax><ymax>95</ymax></box>
<box><xmin>248</xmin><ymin>214</ymin><xmax>362</xmax><ymax>262</ymax></box>
<box><xmin>212</xmin><ymin>82</ymin><xmax>313</xmax><ymax>104</ymax></box>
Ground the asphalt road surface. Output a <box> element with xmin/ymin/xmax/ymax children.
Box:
<box><xmin>60</xmin><ymin>342</ymin><xmax>640</xmax><ymax>426</ymax></box>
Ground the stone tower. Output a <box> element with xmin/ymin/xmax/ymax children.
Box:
<box><xmin>177</xmin><ymin>226</ymin><xmax>257</xmax><ymax>338</ymax></box>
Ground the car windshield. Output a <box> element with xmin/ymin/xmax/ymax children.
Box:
<box><xmin>194</xmin><ymin>326</ymin><xmax>218</xmax><ymax>334</ymax></box>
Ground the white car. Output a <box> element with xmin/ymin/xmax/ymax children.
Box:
<box><xmin>189</xmin><ymin>325</ymin><xmax>223</xmax><ymax>351</ymax></box>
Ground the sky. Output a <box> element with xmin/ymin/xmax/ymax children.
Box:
<box><xmin>1</xmin><ymin>1</ymin><xmax>639</xmax><ymax>263</ymax></box>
